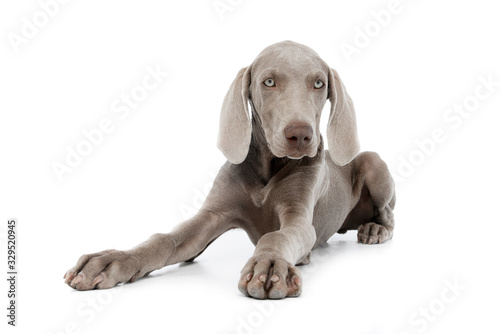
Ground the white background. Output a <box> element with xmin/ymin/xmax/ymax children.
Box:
<box><xmin>1</xmin><ymin>0</ymin><xmax>499</xmax><ymax>333</ymax></box>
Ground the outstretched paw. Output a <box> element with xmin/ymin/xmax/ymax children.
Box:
<box><xmin>64</xmin><ymin>249</ymin><xmax>146</xmax><ymax>290</ymax></box>
<box><xmin>238</xmin><ymin>255</ymin><xmax>302</xmax><ymax>299</ymax></box>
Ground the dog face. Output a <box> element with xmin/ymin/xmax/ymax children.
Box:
<box><xmin>249</xmin><ymin>42</ymin><xmax>330</xmax><ymax>159</ymax></box>
<box><xmin>218</xmin><ymin>41</ymin><xmax>360</xmax><ymax>166</ymax></box>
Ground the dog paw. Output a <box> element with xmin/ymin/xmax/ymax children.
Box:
<box><xmin>64</xmin><ymin>249</ymin><xmax>146</xmax><ymax>290</ymax></box>
<box><xmin>238</xmin><ymin>255</ymin><xmax>302</xmax><ymax>299</ymax></box>
<box><xmin>357</xmin><ymin>222</ymin><xmax>391</xmax><ymax>244</ymax></box>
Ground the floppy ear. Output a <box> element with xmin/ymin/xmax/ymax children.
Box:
<box><xmin>327</xmin><ymin>68</ymin><xmax>360</xmax><ymax>165</ymax></box>
<box><xmin>217</xmin><ymin>67</ymin><xmax>252</xmax><ymax>164</ymax></box>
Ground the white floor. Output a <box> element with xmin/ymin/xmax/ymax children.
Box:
<box><xmin>8</xmin><ymin>178</ymin><xmax>500</xmax><ymax>334</ymax></box>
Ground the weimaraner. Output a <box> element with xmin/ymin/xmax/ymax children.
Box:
<box><xmin>64</xmin><ymin>41</ymin><xmax>395</xmax><ymax>299</ymax></box>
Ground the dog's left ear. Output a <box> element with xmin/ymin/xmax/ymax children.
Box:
<box><xmin>327</xmin><ymin>68</ymin><xmax>360</xmax><ymax>165</ymax></box>
<box><xmin>217</xmin><ymin>67</ymin><xmax>252</xmax><ymax>164</ymax></box>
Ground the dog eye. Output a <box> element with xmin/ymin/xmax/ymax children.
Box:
<box><xmin>264</xmin><ymin>78</ymin><xmax>275</xmax><ymax>87</ymax></box>
<box><xmin>314</xmin><ymin>80</ymin><xmax>324</xmax><ymax>89</ymax></box>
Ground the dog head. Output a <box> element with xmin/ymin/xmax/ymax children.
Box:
<box><xmin>217</xmin><ymin>41</ymin><xmax>359</xmax><ymax>165</ymax></box>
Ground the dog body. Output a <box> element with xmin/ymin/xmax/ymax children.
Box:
<box><xmin>65</xmin><ymin>41</ymin><xmax>395</xmax><ymax>299</ymax></box>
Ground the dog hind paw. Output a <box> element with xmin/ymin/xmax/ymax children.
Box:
<box><xmin>357</xmin><ymin>222</ymin><xmax>392</xmax><ymax>244</ymax></box>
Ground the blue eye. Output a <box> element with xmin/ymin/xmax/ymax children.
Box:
<box><xmin>314</xmin><ymin>80</ymin><xmax>324</xmax><ymax>89</ymax></box>
<box><xmin>264</xmin><ymin>78</ymin><xmax>275</xmax><ymax>87</ymax></box>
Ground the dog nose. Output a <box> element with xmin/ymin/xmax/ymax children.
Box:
<box><xmin>284</xmin><ymin>123</ymin><xmax>313</xmax><ymax>147</ymax></box>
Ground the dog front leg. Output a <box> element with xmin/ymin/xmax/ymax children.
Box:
<box><xmin>238</xmin><ymin>208</ymin><xmax>316</xmax><ymax>299</ymax></box>
<box><xmin>64</xmin><ymin>209</ymin><xmax>230</xmax><ymax>290</ymax></box>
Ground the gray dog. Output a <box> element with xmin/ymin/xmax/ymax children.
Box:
<box><xmin>64</xmin><ymin>41</ymin><xmax>396</xmax><ymax>299</ymax></box>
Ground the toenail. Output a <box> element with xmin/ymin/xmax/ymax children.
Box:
<box><xmin>71</xmin><ymin>274</ymin><xmax>83</xmax><ymax>286</ymax></box>
<box><xmin>64</xmin><ymin>271</ymin><xmax>76</xmax><ymax>283</ymax></box>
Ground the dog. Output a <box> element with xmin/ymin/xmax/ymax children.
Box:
<box><xmin>64</xmin><ymin>41</ymin><xmax>396</xmax><ymax>299</ymax></box>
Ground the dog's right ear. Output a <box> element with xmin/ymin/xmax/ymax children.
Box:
<box><xmin>217</xmin><ymin>66</ymin><xmax>252</xmax><ymax>164</ymax></box>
